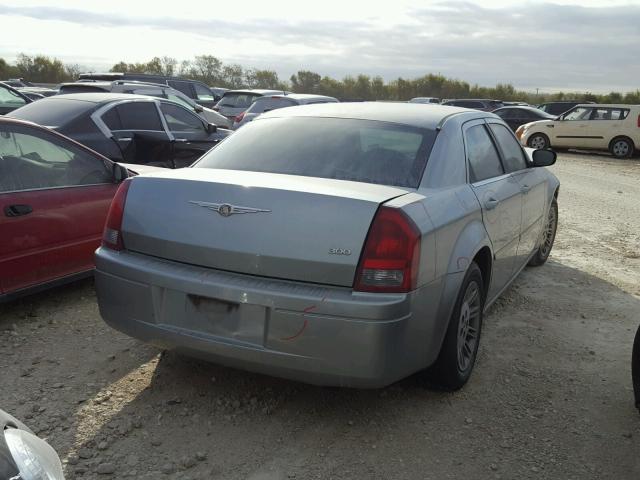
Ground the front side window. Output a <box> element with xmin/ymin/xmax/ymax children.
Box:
<box><xmin>563</xmin><ymin>107</ymin><xmax>592</xmax><ymax>121</ymax></box>
<box><xmin>194</xmin><ymin>117</ymin><xmax>435</xmax><ymax>188</ymax></box>
<box><xmin>489</xmin><ymin>124</ymin><xmax>527</xmax><ymax>173</ymax></box>
<box><xmin>160</xmin><ymin>103</ymin><xmax>205</xmax><ymax>132</ymax></box>
<box><xmin>0</xmin><ymin>86</ymin><xmax>27</xmax><ymax>108</ymax></box>
<box><xmin>0</xmin><ymin>127</ymin><xmax>112</xmax><ymax>193</ymax></box>
<box><xmin>465</xmin><ymin>124</ymin><xmax>504</xmax><ymax>182</ymax></box>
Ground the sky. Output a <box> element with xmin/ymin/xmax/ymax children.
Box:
<box><xmin>0</xmin><ymin>0</ymin><xmax>639</xmax><ymax>93</ymax></box>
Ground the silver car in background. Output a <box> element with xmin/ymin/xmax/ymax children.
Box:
<box><xmin>95</xmin><ymin>103</ymin><xmax>559</xmax><ymax>389</ymax></box>
<box><xmin>233</xmin><ymin>94</ymin><xmax>338</xmax><ymax>129</ymax></box>
<box><xmin>214</xmin><ymin>89</ymin><xmax>288</xmax><ymax>121</ymax></box>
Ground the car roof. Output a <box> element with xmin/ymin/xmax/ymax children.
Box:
<box><xmin>262</xmin><ymin>94</ymin><xmax>337</xmax><ymax>101</ymax></box>
<box><xmin>259</xmin><ymin>101</ymin><xmax>483</xmax><ymax>129</ymax></box>
<box><xmin>574</xmin><ymin>103</ymin><xmax>636</xmax><ymax>108</ymax></box>
<box><xmin>52</xmin><ymin>92</ymin><xmax>156</xmax><ymax>104</ymax></box>
<box><xmin>224</xmin><ymin>89</ymin><xmax>287</xmax><ymax>96</ymax></box>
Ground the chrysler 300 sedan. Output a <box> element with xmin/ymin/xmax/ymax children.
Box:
<box><xmin>95</xmin><ymin>103</ymin><xmax>559</xmax><ymax>389</ymax></box>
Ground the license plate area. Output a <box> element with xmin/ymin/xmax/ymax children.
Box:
<box><xmin>184</xmin><ymin>295</ymin><xmax>266</xmax><ymax>345</ymax></box>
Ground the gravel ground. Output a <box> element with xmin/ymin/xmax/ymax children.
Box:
<box><xmin>1</xmin><ymin>152</ymin><xmax>639</xmax><ymax>480</ymax></box>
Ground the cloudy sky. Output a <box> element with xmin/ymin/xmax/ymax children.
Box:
<box><xmin>0</xmin><ymin>0</ymin><xmax>638</xmax><ymax>92</ymax></box>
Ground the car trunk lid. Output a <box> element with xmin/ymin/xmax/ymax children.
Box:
<box><xmin>121</xmin><ymin>169</ymin><xmax>411</xmax><ymax>287</ymax></box>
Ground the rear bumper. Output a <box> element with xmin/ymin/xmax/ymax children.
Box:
<box><xmin>95</xmin><ymin>248</ymin><xmax>446</xmax><ymax>388</ymax></box>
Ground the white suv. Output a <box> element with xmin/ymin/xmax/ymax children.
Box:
<box><xmin>517</xmin><ymin>104</ymin><xmax>639</xmax><ymax>158</ymax></box>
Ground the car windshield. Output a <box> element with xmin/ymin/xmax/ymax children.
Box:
<box><xmin>194</xmin><ymin>116</ymin><xmax>435</xmax><ymax>188</ymax></box>
<box><xmin>217</xmin><ymin>93</ymin><xmax>261</xmax><ymax>109</ymax></box>
<box><xmin>7</xmin><ymin>98</ymin><xmax>91</xmax><ymax>127</ymax></box>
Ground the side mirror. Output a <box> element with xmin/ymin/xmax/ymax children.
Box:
<box><xmin>194</xmin><ymin>104</ymin><xmax>204</xmax><ymax>113</ymax></box>
<box><xmin>113</xmin><ymin>162</ymin><xmax>130</xmax><ymax>182</ymax></box>
<box><xmin>206</xmin><ymin>123</ymin><xmax>217</xmax><ymax>134</ymax></box>
<box><xmin>530</xmin><ymin>148</ymin><xmax>557</xmax><ymax>167</ymax></box>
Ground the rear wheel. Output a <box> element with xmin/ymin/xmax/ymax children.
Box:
<box><xmin>609</xmin><ymin>137</ymin><xmax>634</xmax><ymax>159</ymax></box>
<box><xmin>528</xmin><ymin>133</ymin><xmax>550</xmax><ymax>150</ymax></box>
<box><xmin>528</xmin><ymin>198</ymin><xmax>558</xmax><ymax>266</ymax></box>
<box><xmin>428</xmin><ymin>262</ymin><xmax>484</xmax><ymax>390</ymax></box>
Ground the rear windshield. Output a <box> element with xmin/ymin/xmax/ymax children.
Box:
<box><xmin>194</xmin><ymin>117</ymin><xmax>435</xmax><ymax>188</ymax></box>
<box><xmin>246</xmin><ymin>97</ymin><xmax>296</xmax><ymax>114</ymax></box>
<box><xmin>7</xmin><ymin>98</ymin><xmax>92</xmax><ymax>127</ymax></box>
<box><xmin>217</xmin><ymin>93</ymin><xmax>261</xmax><ymax>109</ymax></box>
<box><xmin>59</xmin><ymin>85</ymin><xmax>108</xmax><ymax>94</ymax></box>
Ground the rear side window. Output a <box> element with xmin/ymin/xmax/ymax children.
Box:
<box><xmin>194</xmin><ymin>117</ymin><xmax>435</xmax><ymax>188</ymax></box>
<box><xmin>113</xmin><ymin>102</ymin><xmax>163</xmax><ymax>131</ymax></box>
<box><xmin>590</xmin><ymin>108</ymin><xmax>629</xmax><ymax>120</ymax></box>
<box><xmin>102</xmin><ymin>107</ymin><xmax>122</xmax><ymax>130</ymax></box>
<box><xmin>465</xmin><ymin>124</ymin><xmax>504</xmax><ymax>182</ymax></box>
<box><xmin>247</xmin><ymin>97</ymin><xmax>296</xmax><ymax>113</ymax></box>
<box><xmin>489</xmin><ymin>124</ymin><xmax>527</xmax><ymax>172</ymax></box>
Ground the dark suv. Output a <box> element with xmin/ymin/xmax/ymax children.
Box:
<box><xmin>78</xmin><ymin>73</ymin><xmax>217</xmax><ymax>108</ymax></box>
<box><xmin>536</xmin><ymin>101</ymin><xmax>595</xmax><ymax>116</ymax></box>
<box><xmin>441</xmin><ymin>99</ymin><xmax>504</xmax><ymax>111</ymax></box>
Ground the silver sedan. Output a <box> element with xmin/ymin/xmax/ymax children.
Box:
<box><xmin>95</xmin><ymin>103</ymin><xmax>559</xmax><ymax>389</ymax></box>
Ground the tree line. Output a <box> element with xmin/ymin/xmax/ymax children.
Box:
<box><xmin>2</xmin><ymin>53</ymin><xmax>640</xmax><ymax>105</ymax></box>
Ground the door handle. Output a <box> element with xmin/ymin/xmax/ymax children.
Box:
<box><xmin>484</xmin><ymin>198</ymin><xmax>499</xmax><ymax>210</ymax></box>
<box><xmin>4</xmin><ymin>204</ymin><xmax>33</xmax><ymax>217</ymax></box>
<box><xmin>118</xmin><ymin>137</ymin><xmax>133</xmax><ymax>142</ymax></box>
<box><xmin>174</xmin><ymin>138</ymin><xmax>188</xmax><ymax>143</ymax></box>
<box><xmin>521</xmin><ymin>184</ymin><xmax>531</xmax><ymax>194</ymax></box>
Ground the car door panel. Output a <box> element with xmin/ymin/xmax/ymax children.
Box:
<box><xmin>463</xmin><ymin>121</ymin><xmax>522</xmax><ymax>298</ymax></box>
<box><xmin>0</xmin><ymin>185</ymin><xmax>117</xmax><ymax>293</ymax></box>
<box><xmin>552</xmin><ymin>107</ymin><xmax>593</xmax><ymax>148</ymax></box>
<box><xmin>0</xmin><ymin>123</ymin><xmax>117</xmax><ymax>294</ymax></box>
<box><xmin>513</xmin><ymin>168</ymin><xmax>547</xmax><ymax>263</ymax></box>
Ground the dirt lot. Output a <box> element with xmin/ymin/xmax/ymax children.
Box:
<box><xmin>1</xmin><ymin>152</ymin><xmax>639</xmax><ymax>480</ymax></box>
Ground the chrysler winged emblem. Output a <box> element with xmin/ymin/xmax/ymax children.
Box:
<box><xmin>188</xmin><ymin>200</ymin><xmax>271</xmax><ymax>217</ymax></box>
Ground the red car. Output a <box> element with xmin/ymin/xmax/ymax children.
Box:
<box><xmin>0</xmin><ymin>117</ymin><xmax>136</xmax><ymax>301</ymax></box>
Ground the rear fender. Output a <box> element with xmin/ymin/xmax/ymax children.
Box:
<box><xmin>425</xmin><ymin>220</ymin><xmax>491</xmax><ymax>365</ymax></box>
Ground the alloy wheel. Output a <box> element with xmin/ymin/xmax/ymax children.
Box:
<box><xmin>457</xmin><ymin>281</ymin><xmax>481</xmax><ymax>373</ymax></box>
<box><xmin>612</xmin><ymin>140</ymin><xmax>630</xmax><ymax>157</ymax></box>
<box><xmin>540</xmin><ymin>203</ymin><xmax>557</xmax><ymax>258</ymax></box>
<box><xmin>529</xmin><ymin>135</ymin><xmax>547</xmax><ymax>150</ymax></box>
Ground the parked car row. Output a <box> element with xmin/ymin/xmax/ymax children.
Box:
<box><xmin>1</xmin><ymin>99</ymin><xmax>561</xmax><ymax>391</ymax></box>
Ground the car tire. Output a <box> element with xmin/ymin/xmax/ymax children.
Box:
<box><xmin>528</xmin><ymin>198</ymin><xmax>558</xmax><ymax>267</ymax></box>
<box><xmin>609</xmin><ymin>137</ymin><xmax>634</xmax><ymax>159</ymax></box>
<box><xmin>527</xmin><ymin>133</ymin><xmax>550</xmax><ymax>150</ymax></box>
<box><xmin>633</xmin><ymin>323</ymin><xmax>640</xmax><ymax>413</ymax></box>
<box><xmin>427</xmin><ymin>262</ymin><xmax>484</xmax><ymax>391</ymax></box>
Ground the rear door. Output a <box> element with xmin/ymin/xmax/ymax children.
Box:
<box><xmin>0</xmin><ymin>123</ymin><xmax>116</xmax><ymax>294</ymax></box>
<box><xmin>98</xmin><ymin>100</ymin><xmax>174</xmax><ymax>168</ymax></box>
<box><xmin>159</xmin><ymin>102</ymin><xmax>218</xmax><ymax>168</ymax></box>
<box><xmin>487</xmin><ymin>122</ymin><xmax>547</xmax><ymax>267</ymax></box>
<box><xmin>464</xmin><ymin>120</ymin><xmax>522</xmax><ymax>298</ymax></box>
<box><xmin>587</xmin><ymin>107</ymin><xmax>630</xmax><ymax>148</ymax></box>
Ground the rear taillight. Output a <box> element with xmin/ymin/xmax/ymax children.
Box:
<box><xmin>234</xmin><ymin>111</ymin><xmax>246</xmax><ymax>123</ymax></box>
<box><xmin>354</xmin><ymin>207</ymin><xmax>421</xmax><ymax>293</ymax></box>
<box><xmin>102</xmin><ymin>179</ymin><xmax>131</xmax><ymax>251</ymax></box>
